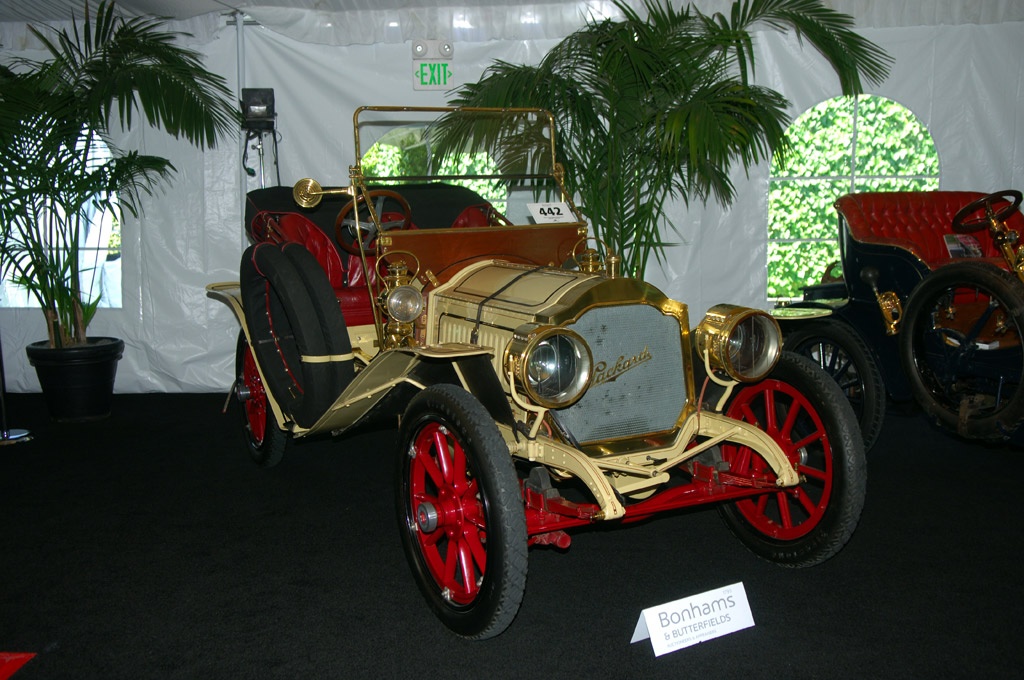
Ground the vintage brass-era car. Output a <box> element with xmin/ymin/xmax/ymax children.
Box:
<box><xmin>775</xmin><ymin>190</ymin><xmax>1024</xmax><ymax>449</ymax></box>
<box><xmin>208</xmin><ymin>106</ymin><xmax>866</xmax><ymax>639</ymax></box>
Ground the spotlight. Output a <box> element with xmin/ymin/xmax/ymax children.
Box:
<box><xmin>241</xmin><ymin>88</ymin><xmax>275</xmax><ymax>131</ymax></box>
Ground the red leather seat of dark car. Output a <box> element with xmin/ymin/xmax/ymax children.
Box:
<box><xmin>834</xmin><ymin>191</ymin><xmax>1020</xmax><ymax>271</ymax></box>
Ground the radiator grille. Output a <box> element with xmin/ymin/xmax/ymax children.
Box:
<box><xmin>558</xmin><ymin>304</ymin><xmax>686</xmax><ymax>444</ymax></box>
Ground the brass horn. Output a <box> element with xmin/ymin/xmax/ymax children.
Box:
<box><xmin>292</xmin><ymin>178</ymin><xmax>350</xmax><ymax>208</ymax></box>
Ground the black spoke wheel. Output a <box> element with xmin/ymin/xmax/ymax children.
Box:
<box><xmin>396</xmin><ymin>384</ymin><xmax>527</xmax><ymax>639</ymax></box>
<box><xmin>784</xmin><ymin>319</ymin><xmax>886</xmax><ymax>451</ymax></box>
<box><xmin>234</xmin><ymin>331</ymin><xmax>290</xmax><ymax>467</ymax></box>
<box><xmin>899</xmin><ymin>261</ymin><xmax>1024</xmax><ymax>440</ymax></box>
<box><xmin>718</xmin><ymin>352</ymin><xmax>867</xmax><ymax>567</ymax></box>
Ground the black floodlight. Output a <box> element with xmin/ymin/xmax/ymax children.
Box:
<box><xmin>242</xmin><ymin>88</ymin><xmax>275</xmax><ymax>130</ymax></box>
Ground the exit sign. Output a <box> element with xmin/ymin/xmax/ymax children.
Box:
<box><xmin>413</xmin><ymin>61</ymin><xmax>453</xmax><ymax>90</ymax></box>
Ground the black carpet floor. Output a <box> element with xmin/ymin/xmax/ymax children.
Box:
<box><xmin>0</xmin><ymin>392</ymin><xmax>1020</xmax><ymax>679</ymax></box>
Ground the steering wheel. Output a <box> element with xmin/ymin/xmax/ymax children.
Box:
<box><xmin>952</xmin><ymin>189</ymin><xmax>1022</xmax><ymax>234</ymax></box>
<box><xmin>335</xmin><ymin>189</ymin><xmax>413</xmax><ymax>255</ymax></box>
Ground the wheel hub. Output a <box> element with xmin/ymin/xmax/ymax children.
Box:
<box><xmin>416</xmin><ymin>501</ymin><xmax>440</xmax><ymax>533</ymax></box>
<box><xmin>236</xmin><ymin>380</ymin><xmax>252</xmax><ymax>401</ymax></box>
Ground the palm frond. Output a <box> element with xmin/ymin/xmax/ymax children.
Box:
<box><xmin>437</xmin><ymin>0</ymin><xmax>889</xmax><ymax>277</ymax></box>
<box><xmin>25</xmin><ymin>2</ymin><xmax>238</xmax><ymax>147</ymax></box>
<box><xmin>1</xmin><ymin>1</ymin><xmax>239</xmax><ymax>346</ymax></box>
<box><xmin>699</xmin><ymin>0</ymin><xmax>892</xmax><ymax>92</ymax></box>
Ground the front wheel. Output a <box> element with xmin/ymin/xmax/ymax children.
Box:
<box><xmin>718</xmin><ymin>352</ymin><xmax>867</xmax><ymax>567</ymax></box>
<box><xmin>396</xmin><ymin>384</ymin><xmax>528</xmax><ymax>639</ymax></box>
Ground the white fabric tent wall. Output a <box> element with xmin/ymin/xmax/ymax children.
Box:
<box><xmin>0</xmin><ymin>4</ymin><xmax>1022</xmax><ymax>394</ymax></box>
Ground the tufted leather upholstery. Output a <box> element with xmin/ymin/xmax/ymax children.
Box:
<box><xmin>834</xmin><ymin>191</ymin><xmax>1022</xmax><ymax>271</ymax></box>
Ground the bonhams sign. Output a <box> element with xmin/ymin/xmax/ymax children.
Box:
<box><xmin>631</xmin><ymin>582</ymin><xmax>755</xmax><ymax>656</ymax></box>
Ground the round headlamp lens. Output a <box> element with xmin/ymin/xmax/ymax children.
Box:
<box><xmin>506</xmin><ymin>326</ymin><xmax>592</xmax><ymax>408</ymax></box>
<box><xmin>385</xmin><ymin>285</ymin><xmax>424</xmax><ymax>322</ymax></box>
<box><xmin>528</xmin><ymin>337</ymin><xmax>567</xmax><ymax>390</ymax></box>
<box><xmin>725</xmin><ymin>313</ymin><xmax>777</xmax><ymax>379</ymax></box>
<box><xmin>526</xmin><ymin>333</ymin><xmax>590</xmax><ymax>404</ymax></box>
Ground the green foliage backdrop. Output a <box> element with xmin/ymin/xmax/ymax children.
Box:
<box><xmin>767</xmin><ymin>95</ymin><xmax>939</xmax><ymax>299</ymax></box>
<box><xmin>361</xmin><ymin>128</ymin><xmax>506</xmax><ymax>211</ymax></box>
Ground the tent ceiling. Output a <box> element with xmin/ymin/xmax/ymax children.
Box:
<box><xmin>0</xmin><ymin>1</ymin><xmax>548</xmax><ymax>23</ymax></box>
<box><xmin>3</xmin><ymin>1</ymin><xmax>1023</xmax><ymax>27</ymax></box>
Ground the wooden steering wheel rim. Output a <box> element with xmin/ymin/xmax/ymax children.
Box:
<box><xmin>334</xmin><ymin>189</ymin><xmax>413</xmax><ymax>255</ymax></box>
<box><xmin>952</xmin><ymin>190</ymin><xmax>1023</xmax><ymax>234</ymax></box>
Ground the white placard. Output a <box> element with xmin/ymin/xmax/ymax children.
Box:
<box><xmin>630</xmin><ymin>582</ymin><xmax>755</xmax><ymax>657</ymax></box>
<box><xmin>527</xmin><ymin>202</ymin><xmax>576</xmax><ymax>223</ymax></box>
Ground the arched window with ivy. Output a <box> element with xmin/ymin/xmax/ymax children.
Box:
<box><xmin>767</xmin><ymin>95</ymin><xmax>939</xmax><ymax>299</ymax></box>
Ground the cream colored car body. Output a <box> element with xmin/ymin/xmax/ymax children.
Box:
<box><xmin>209</xmin><ymin>246</ymin><xmax>798</xmax><ymax>525</ymax></box>
<box><xmin>208</xmin><ymin>105</ymin><xmax>797</xmax><ymax>526</ymax></box>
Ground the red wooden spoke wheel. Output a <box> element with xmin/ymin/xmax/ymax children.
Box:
<box><xmin>396</xmin><ymin>385</ymin><xmax>527</xmax><ymax>639</ymax></box>
<box><xmin>717</xmin><ymin>353</ymin><xmax>866</xmax><ymax>567</ymax></box>
<box><xmin>724</xmin><ymin>378</ymin><xmax>833</xmax><ymax>541</ymax></box>
<box><xmin>240</xmin><ymin>341</ymin><xmax>268</xmax><ymax>446</ymax></box>
<box><xmin>407</xmin><ymin>421</ymin><xmax>488</xmax><ymax>605</ymax></box>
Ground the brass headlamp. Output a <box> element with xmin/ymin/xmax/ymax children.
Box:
<box><xmin>378</xmin><ymin>253</ymin><xmax>423</xmax><ymax>349</ymax></box>
<box><xmin>694</xmin><ymin>304</ymin><xmax>781</xmax><ymax>382</ymax></box>
<box><xmin>504</xmin><ymin>324</ymin><xmax>593</xmax><ymax>408</ymax></box>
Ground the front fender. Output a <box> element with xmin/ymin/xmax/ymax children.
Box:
<box><xmin>207</xmin><ymin>282</ymin><xmax>246</xmax><ymax>330</ymax></box>
<box><xmin>299</xmin><ymin>344</ymin><xmax>513</xmax><ymax>438</ymax></box>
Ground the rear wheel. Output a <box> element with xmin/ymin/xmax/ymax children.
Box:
<box><xmin>396</xmin><ymin>384</ymin><xmax>527</xmax><ymax>639</ymax></box>
<box><xmin>899</xmin><ymin>262</ymin><xmax>1024</xmax><ymax>440</ymax></box>
<box><xmin>784</xmin><ymin>319</ymin><xmax>886</xmax><ymax>451</ymax></box>
<box><xmin>718</xmin><ymin>352</ymin><xmax>866</xmax><ymax>567</ymax></box>
<box><xmin>235</xmin><ymin>332</ymin><xmax>289</xmax><ymax>467</ymax></box>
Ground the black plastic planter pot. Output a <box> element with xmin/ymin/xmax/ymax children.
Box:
<box><xmin>26</xmin><ymin>337</ymin><xmax>125</xmax><ymax>422</ymax></box>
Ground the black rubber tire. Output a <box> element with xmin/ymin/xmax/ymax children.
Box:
<box><xmin>239</xmin><ymin>243</ymin><xmax>336</xmax><ymax>429</ymax></box>
<box><xmin>784</xmin><ymin>319</ymin><xmax>886</xmax><ymax>452</ymax></box>
<box><xmin>718</xmin><ymin>352</ymin><xmax>867</xmax><ymax>567</ymax></box>
<box><xmin>280</xmin><ymin>242</ymin><xmax>355</xmax><ymax>393</ymax></box>
<box><xmin>234</xmin><ymin>331</ymin><xmax>290</xmax><ymax>467</ymax></box>
<box><xmin>396</xmin><ymin>384</ymin><xmax>528</xmax><ymax>640</ymax></box>
<box><xmin>899</xmin><ymin>261</ymin><xmax>1024</xmax><ymax>440</ymax></box>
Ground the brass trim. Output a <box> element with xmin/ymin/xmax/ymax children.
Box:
<box><xmin>504</xmin><ymin>324</ymin><xmax>593</xmax><ymax>409</ymax></box>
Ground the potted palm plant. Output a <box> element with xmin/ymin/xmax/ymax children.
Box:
<box><xmin>433</xmin><ymin>0</ymin><xmax>892</xmax><ymax>278</ymax></box>
<box><xmin>0</xmin><ymin>1</ymin><xmax>237</xmax><ymax>420</ymax></box>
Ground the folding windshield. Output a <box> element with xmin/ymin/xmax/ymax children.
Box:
<box><xmin>351</xmin><ymin>106</ymin><xmax>583</xmax><ymax>230</ymax></box>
